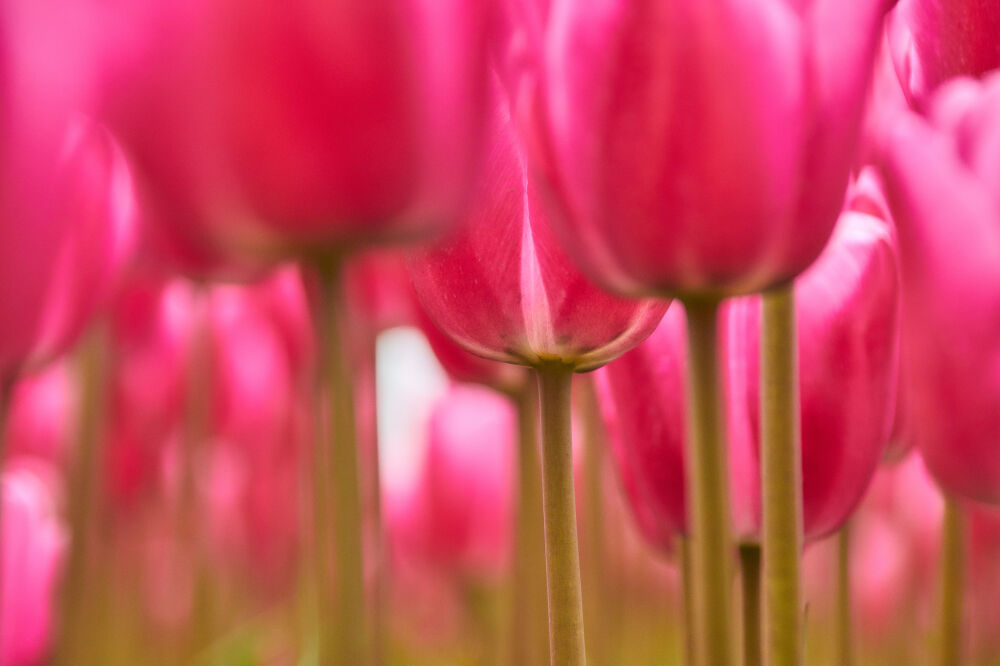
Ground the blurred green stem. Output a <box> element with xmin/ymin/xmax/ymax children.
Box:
<box><xmin>761</xmin><ymin>284</ymin><xmax>803</xmax><ymax>666</ymax></box>
<box><xmin>740</xmin><ymin>544</ymin><xmax>762</xmax><ymax>666</ymax></box>
<box><xmin>510</xmin><ymin>376</ymin><xmax>548</xmax><ymax>665</ymax></box>
<box><xmin>536</xmin><ymin>364</ymin><xmax>587</xmax><ymax>665</ymax></box>
<box><xmin>938</xmin><ymin>496</ymin><xmax>964</xmax><ymax>666</ymax></box>
<box><xmin>835</xmin><ymin>525</ymin><xmax>853</xmax><ymax>666</ymax></box>
<box><xmin>683</xmin><ymin>299</ymin><xmax>734</xmax><ymax>666</ymax></box>
<box><xmin>316</xmin><ymin>259</ymin><xmax>367</xmax><ymax>665</ymax></box>
<box><xmin>56</xmin><ymin>326</ymin><xmax>108</xmax><ymax>666</ymax></box>
<box><xmin>679</xmin><ymin>536</ymin><xmax>697</xmax><ymax>666</ymax></box>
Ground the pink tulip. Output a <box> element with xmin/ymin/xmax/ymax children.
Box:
<box><xmin>526</xmin><ymin>0</ymin><xmax>891</xmax><ymax>298</ymax></box>
<box><xmin>389</xmin><ymin>384</ymin><xmax>515</xmax><ymax>581</ymax></box>
<box><xmin>0</xmin><ymin>1</ymin><xmax>136</xmax><ymax>383</ymax></box>
<box><xmin>0</xmin><ymin>117</ymin><xmax>136</xmax><ymax>382</ymax></box>
<box><xmin>1</xmin><ymin>462</ymin><xmax>65</xmax><ymax>666</ymax></box>
<box><xmin>2</xmin><ymin>363</ymin><xmax>75</xmax><ymax>469</ymax></box>
<box><xmin>878</xmin><ymin>73</ymin><xmax>1000</xmax><ymax>504</ymax></box>
<box><xmin>598</xmin><ymin>185</ymin><xmax>900</xmax><ymax>543</ymax></box>
<box><xmin>408</xmin><ymin>80</ymin><xmax>666</xmax><ymax>372</ymax></box>
<box><xmin>98</xmin><ymin>0</ymin><xmax>492</xmax><ymax>274</ymax></box>
<box><xmin>887</xmin><ymin>0</ymin><xmax>1000</xmax><ymax>106</ymax></box>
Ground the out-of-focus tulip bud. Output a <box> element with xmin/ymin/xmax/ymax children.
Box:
<box><xmin>0</xmin><ymin>117</ymin><xmax>136</xmax><ymax>382</ymax></box>
<box><xmin>3</xmin><ymin>363</ymin><xmax>75</xmax><ymax>468</ymax></box>
<box><xmin>598</xmin><ymin>189</ymin><xmax>900</xmax><ymax>544</ymax></box>
<box><xmin>408</xmin><ymin>80</ymin><xmax>666</xmax><ymax>372</ymax></box>
<box><xmin>879</xmin><ymin>74</ymin><xmax>1000</xmax><ymax>504</ymax></box>
<box><xmin>527</xmin><ymin>0</ymin><xmax>892</xmax><ymax>299</ymax></box>
<box><xmin>887</xmin><ymin>0</ymin><xmax>1000</xmax><ymax>106</ymax></box>
<box><xmin>98</xmin><ymin>0</ymin><xmax>492</xmax><ymax>276</ymax></box>
<box><xmin>390</xmin><ymin>384</ymin><xmax>515</xmax><ymax>581</ymax></box>
<box><xmin>0</xmin><ymin>462</ymin><xmax>65</xmax><ymax>666</ymax></box>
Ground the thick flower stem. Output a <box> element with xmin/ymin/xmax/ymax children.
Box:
<box><xmin>536</xmin><ymin>364</ymin><xmax>587</xmax><ymax>666</ymax></box>
<box><xmin>511</xmin><ymin>377</ymin><xmax>548</xmax><ymax>666</ymax></box>
<box><xmin>835</xmin><ymin>525</ymin><xmax>854</xmax><ymax>666</ymax></box>
<box><xmin>740</xmin><ymin>544</ymin><xmax>762</xmax><ymax>666</ymax></box>
<box><xmin>683</xmin><ymin>299</ymin><xmax>734</xmax><ymax>666</ymax></box>
<box><xmin>679</xmin><ymin>536</ymin><xmax>697</xmax><ymax>666</ymax></box>
<box><xmin>937</xmin><ymin>496</ymin><xmax>964</xmax><ymax>666</ymax></box>
<box><xmin>56</xmin><ymin>326</ymin><xmax>108</xmax><ymax>666</ymax></box>
<box><xmin>316</xmin><ymin>260</ymin><xmax>367</xmax><ymax>666</ymax></box>
<box><xmin>761</xmin><ymin>284</ymin><xmax>803</xmax><ymax>666</ymax></box>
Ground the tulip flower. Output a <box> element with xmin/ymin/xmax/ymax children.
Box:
<box><xmin>394</xmin><ymin>385</ymin><xmax>515</xmax><ymax>580</ymax></box>
<box><xmin>3</xmin><ymin>364</ymin><xmax>75</xmax><ymax>469</ymax></box>
<box><xmin>409</xmin><ymin>78</ymin><xmax>665</xmax><ymax>663</ymax></box>
<box><xmin>878</xmin><ymin>74</ymin><xmax>1000</xmax><ymax>506</ymax></box>
<box><xmin>887</xmin><ymin>0</ymin><xmax>1000</xmax><ymax>106</ymax></box>
<box><xmin>98</xmin><ymin>0</ymin><xmax>491</xmax><ymax>271</ymax></box>
<box><xmin>99</xmin><ymin>5</ymin><xmax>494</xmax><ymax>657</ymax></box>
<box><xmin>524</xmin><ymin>4</ymin><xmax>891</xmax><ymax>657</ymax></box>
<box><xmin>1</xmin><ymin>462</ymin><xmax>66</xmax><ymax>666</ymax></box>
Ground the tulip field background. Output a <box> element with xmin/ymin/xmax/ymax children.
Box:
<box><xmin>5</xmin><ymin>0</ymin><xmax>1000</xmax><ymax>665</ymax></box>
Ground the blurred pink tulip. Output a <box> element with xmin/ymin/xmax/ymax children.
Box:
<box><xmin>0</xmin><ymin>0</ymin><xmax>137</xmax><ymax>384</ymax></box>
<box><xmin>528</xmin><ymin>0</ymin><xmax>891</xmax><ymax>298</ymax></box>
<box><xmin>2</xmin><ymin>364</ymin><xmax>75</xmax><ymax>468</ymax></box>
<box><xmin>1</xmin><ymin>462</ymin><xmax>65</xmax><ymax>666</ymax></box>
<box><xmin>598</xmin><ymin>188</ymin><xmax>900</xmax><ymax>545</ymax></box>
<box><xmin>0</xmin><ymin>116</ymin><xmax>136</xmax><ymax>383</ymax></box>
<box><xmin>878</xmin><ymin>73</ymin><xmax>1000</xmax><ymax>504</ymax></box>
<box><xmin>388</xmin><ymin>384</ymin><xmax>515</xmax><ymax>581</ymax></box>
<box><xmin>888</xmin><ymin>0</ymin><xmax>1000</xmax><ymax>106</ymax></box>
<box><xmin>98</xmin><ymin>0</ymin><xmax>492</xmax><ymax>276</ymax></box>
<box><xmin>408</xmin><ymin>81</ymin><xmax>666</xmax><ymax>372</ymax></box>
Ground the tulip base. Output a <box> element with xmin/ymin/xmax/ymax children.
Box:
<box><xmin>740</xmin><ymin>543</ymin><xmax>762</xmax><ymax>666</ymax></box>
<box><xmin>683</xmin><ymin>299</ymin><xmax>734</xmax><ymax>666</ymax></box>
<box><xmin>315</xmin><ymin>260</ymin><xmax>367</xmax><ymax>665</ymax></box>
<box><xmin>937</xmin><ymin>496</ymin><xmax>964</xmax><ymax>666</ymax></box>
<box><xmin>761</xmin><ymin>284</ymin><xmax>803</xmax><ymax>666</ymax></box>
<box><xmin>536</xmin><ymin>364</ymin><xmax>587</xmax><ymax>666</ymax></box>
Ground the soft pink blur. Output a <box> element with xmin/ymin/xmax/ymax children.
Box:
<box><xmin>97</xmin><ymin>0</ymin><xmax>493</xmax><ymax>276</ymax></box>
<box><xmin>879</xmin><ymin>73</ymin><xmax>1000</xmax><ymax>504</ymax></box>
<box><xmin>1</xmin><ymin>462</ymin><xmax>65</xmax><ymax>666</ymax></box>
<box><xmin>387</xmin><ymin>384</ymin><xmax>515</xmax><ymax>582</ymax></box>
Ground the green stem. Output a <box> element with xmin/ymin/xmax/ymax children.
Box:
<box><xmin>760</xmin><ymin>284</ymin><xmax>803</xmax><ymax>666</ymax></box>
<box><xmin>578</xmin><ymin>375</ymin><xmax>607</xmax><ymax>665</ymax></box>
<box><xmin>835</xmin><ymin>525</ymin><xmax>853</xmax><ymax>666</ymax></box>
<box><xmin>316</xmin><ymin>261</ymin><xmax>367</xmax><ymax>665</ymax></box>
<box><xmin>938</xmin><ymin>496</ymin><xmax>964</xmax><ymax>666</ymax></box>
<box><xmin>510</xmin><ymin>377</ymin><xmax>548</xmax><ymax>666</ymax></box>
<box><xmin>536</xmin><ymin>364</ymin><xmax>587</xmax><ymax>665</ymax></box>
<box><xmin>56</xmin><ymin>326</ymin><xmax>108</xmax><ymax>666</ymax></box>
<box><xmin>683</xmin><ymin>299</ymin><xmax>734</xmax><ymax>666</ymax></box>
<box><xmin>740</xmin><ymin>544</ymin><xmax>762</xmax><ymax>666</ymax></box>
<box><xmin>679</xmin><ymin>536</ymin><xmax>697</xmax><ymax>666</ymax></box>
<box><xmin>359</xmin><ymin>336</ymin><xmax>385</xmax><ymax>666</ymax></box>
